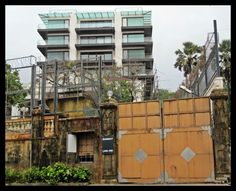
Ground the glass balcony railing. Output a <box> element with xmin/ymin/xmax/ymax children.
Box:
<box><xmin>77</xmin><ymin>23</ymin><xmax>114</xmax><ymax>28</ymax></box>
<box><xmin>37</xmin><ymin>39</ymin><xmax>69</xmax><ymax>46</ymax></box>
<box><xmin>122</xmin><ymin>37</ymin><xmax>152</xmax><ymax>43</ymax></box>
<box><xmin>38</xmin><ymin>23</ymin><xmax>69</xmax><ymax>29</ymax></box>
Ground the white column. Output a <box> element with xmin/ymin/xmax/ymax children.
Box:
<box><xmin>114</xmin><ymin>12</ymin><xmax>123</xmax><ymax>67</ymax></box>
<box><xmin>69</xmin><ymin>13</ymin><xmax>77</xmax><ymax>60</ymax></box>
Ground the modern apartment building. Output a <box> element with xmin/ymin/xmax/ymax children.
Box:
<box><xmin>37</xmin><ymin>10</ymin><xmax>154</xmax><ymax>100</ymax></box>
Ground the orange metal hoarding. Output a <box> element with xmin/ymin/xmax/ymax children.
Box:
<box><xmin>118</xmin><ymin>97</ymin><xmax>215</xmax><ymax>183</ymax></box>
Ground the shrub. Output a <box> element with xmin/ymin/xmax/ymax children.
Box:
<box><xmin>5</xmin><ymin>163</ymin><xmax>92</xmax><ymax>184</ymax></box>
<box><xmin>5</xmin><ymin>167</ymin><xmax>23</xmax><ymax>183</ymax></box>
<box><xmin>23</xmin><ymin>166</ymin><xmax>42</xmax><ymax>183</ymax></box>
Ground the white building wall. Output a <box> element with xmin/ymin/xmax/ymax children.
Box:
<box><xmin>69</xmin><ymin>13</ymin><xmax>77</xmax><ymax>60</ymax></box>
<box><xmin>204</xmin><ymin>77</ymin><xmax>224</xmax><ymax>96</ymax></box>
<box><xmin>114</xmin><ymin>12</ymin><xmax>123</xmax><ymax>67</ymax></box>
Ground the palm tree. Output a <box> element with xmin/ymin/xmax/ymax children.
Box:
<box><xmin>219</xmin><ymin>39</ymin><xmax>231</xmax><ymax>88</ymax></box>
<box><xmin>174</xmin><ymin>42</ymin><xmax>202</xmax><ymax>77</ymax></box>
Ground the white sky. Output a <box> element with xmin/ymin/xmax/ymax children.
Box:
<box><xmin>5</xmin><ymin>5</ymin><xmax>231</xmax><ymax>91</ymax></box>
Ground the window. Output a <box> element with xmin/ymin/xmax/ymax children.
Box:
<box><xmin>123</xmin><ymin>49</ymin><xmax>145</xmax><ymax>59</ymax></box>
<box><xmin>122</xmin><ymin>17</ymin><xmax>144</xmax><ymax>27</ymax></box>
<box><xmin>47</xmin><ymin>36</ymin><xmax>69</xmax><ymax>45</ymax></box>
<box><xmin>47</xmin><ymin>20</ymin><xmax>69</xmax><ymax>29</ymax></box>
<box><xmin>80</xmin><ymin>36</ymin><xmax>112</xmax><ymax>44</ymax></box>
<box><xmin>80</xmin><ymin>52</ymin><xmax>112</xmax><ymax>61</ymax></box>
<box><xmin>123</xmin><ymin>34</ymin><xmax>144</xmax><ymax>43</ymax></box>
<box><xmin>97</xmin><ymin>37</ymin><xmax>104</xmax><ymax>44</ymax></box>
<box><xmin>77</xmin><ymin>132</ymin><xmax>94</xmax><ymax>162</ymax></box>
<box><xmin>47</xmin><ymin>51</ymin><xmax>69</xmax><ymax>61</ymax></box>
<box><xmin>104</xmin><ymin>36</ymin><xmax>112</xmax><ymax>43</ymax></box>
<box><xmin>80</xmin><ymin>20</ymin><xmax>112</xmax><ymax>28</ymax></box>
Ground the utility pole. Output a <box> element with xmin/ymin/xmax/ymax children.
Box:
<box><xmin>213</xmin><ymin>20</ymin><xmax>220</xmax><ymax>77</ymax></box>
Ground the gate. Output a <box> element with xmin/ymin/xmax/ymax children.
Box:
<box><xmin>118</xmin><ymin>97</ymin><xmax>215</xmax><ymax>183</ymax></box>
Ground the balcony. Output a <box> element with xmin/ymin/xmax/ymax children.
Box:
<box><xmin>122</xmin><ymin>37</ymin><xmax>153</xmax><ymax>53</ymax></box>
<box><xmin>37</xmin><ymin>24</ymin><xmax>70</xmax><ymax>39</ymax></box>
<box><xmin>37</xmin><ymin>40</ymin><xmax>69</xmax><ymax>56</ymax></box>
<box><xmin>75</xmin><ymin>24</ymin><xmax>115</xmax><ymax>35</ymax></box>
<box><xmin>75</xmin><ymin>39</ymin><xmax>115</xmax><ymax>50</ymax></box>
<box><xmin>122</xmin><ymin>54</ymin><xmax>154</xmax><ymax>64</ymax></box>
<box><xmin>122</xmin><ymin>25</ymin><xmax>152</xmax><ymax>36</ymax></box>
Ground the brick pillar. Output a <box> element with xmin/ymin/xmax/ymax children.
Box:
<box><xmin>210</xmin><ymin>89</ymin><xmax>231</xmax><ymax>180</ymax></box>
<box><xmin>100</xmin><ymin>98</ymin><xmax>118</xmax><ymax>183</ymax></box>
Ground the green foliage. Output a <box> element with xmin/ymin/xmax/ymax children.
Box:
<box><xmin>174</xmin><ymin>42</ymin><xmax>202</xmax><ymax>77</ymax></box>
<box><xmin>219</xmin><ymin>39</ymin><xmax>231</xmax><ymax>88</ymax></box>
<box><xmin>153</xmin><ymin>89</ymin><xmax>175</xmax><ymax>100</ymax></box>
<box><xmin>23</xmin><ymin>166</ymin><xmax>42</xmax><ymax>183</ymax></box>
<box><xmin>5</xmin><ymin>167</ymin><xmax>23</xmax><ymax>183</ymax></box>
<box><xmin>102</xmin><ymin>67</ymin><xmax>133</xmax><ymax>102</ymax></box>
<box><xmin>5</xmin><ymin>63</ymin><xmax>27</xmax><ymax>108</ymax></box>
<box><xmin>5</xmin><ymin>163</ymin><xmax>91</xmax><ymax>184</ymax></box>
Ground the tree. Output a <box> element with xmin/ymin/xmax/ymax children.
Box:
<box><xmin>174</xmin><ymin>42</ymin><xmax>202</xmax><ymax>77</ymax></box>
<box><xmin>219</xmin><ymin>39</ymin><xmax>231</xmax><ymax>89</ymax></box>
<box><xmin>5</xmin><ymin>64</ymin><xmax>27</xmax><ymax>109</ymax></box>
<box><xmin>101</xmin><ymin>66</ymin><xmax>133</xmax><ymax>102</ymax></box>
<box><xmin>152</xmin><ymin>88</ymin><xmax>175</xmax><ymax>101</ymax></box>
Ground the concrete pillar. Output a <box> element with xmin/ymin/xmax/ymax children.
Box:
<box><xmin>69</xmin><ymin>12</ymin><xmax>77</xmax><ymax>60</ymax></box>
<box><xmin>114</xmin><ymin>12</ymin><xmax>122</xmax><ymax>67</ymax></box>
<box><xmin>210</xmin><ymin>89</ymin><xmax>231</xmax><ymax>180</ymax></box>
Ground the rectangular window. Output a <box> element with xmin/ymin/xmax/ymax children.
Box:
<box><xmin>47</xmin><ymin>20</ymin><xmax>69</xmax><ymax>29</ymax></box>
<box><xmin>80</xmin><ymin>20</ymin><xmax>112</xmax><ymax>28</ymax></box>
<box><xmin>123</xmin><ymin>49</ymin><xmax>145</xmax><ymax>59</ymax></box>
<box><xmin>47</xmin><ymin>51</ymin><xmax>69</xmax><ymax>60</ymax></box>
<box><xmin>104</xmin><ymin>36</ymin><xmax>112</xmax><ymax>43</ymax></box>
<box><xmin>81</xmin><ymin>53</ymin><xmax>89</xmax><ymax>60</ymax></box>
<box><xmin>80</xmin><ymin>36</ymin><xmax>112</xmax><ymax>44</ymax></box>
<box><xmin>77</xmin><ymin>132</ymin><xmax>94</xmax><ymax>162</ymax></box>
<box><xmin>89</xmin><ymin>37</ymin><xmax>96</xmax><ymax>44</ymax></box>
<box><xmin>67</xmin><ymin>134</ymin><xmax>77</xmax><ymax>153</ymax></box>
<box><xmin>127</xmin><ymin>34</ymin><xmax>144</xmax><ymax>42</ymax></box>
<box><xmin>123</xmin><ymin>35</ymin><xmax>128</xmax><ymax>43</ymax></box>
<box><xmin>48</xmin><ymin>36</ymin><xmax>68</xmax><ymax>45</ymax></box>
<box><xmin>80</xmin><ymin>37</ymin><xmax>89</xmax><ymax>44</ymax></box>
<box><xmin>97</xmin><ymin>37</ymin><xmax>104</xmax><ymax>44</ymax></box>
<box><xmin>122</xmin><ymin>18</ymin><xmax>127</xmax><ymax>27</ymax></box>
<box><xmin>127</xmin><ymin>17</ymin><xmax>144</xmax><ymax>26</ymax></box>
<box><xmin>104</xmin><ymin>53</ymin><xmax>112</xmax><ymax>60</ymax></box>
<box><xmin>80</xmin><ymin>52</ymin><xmax>112</xmax><ymax>61</ymax></box>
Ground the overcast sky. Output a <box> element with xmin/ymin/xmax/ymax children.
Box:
<box><xmin>5</xmin><ymin>5</ymin><xmax>231</xmax><ymax>91</ymax></box>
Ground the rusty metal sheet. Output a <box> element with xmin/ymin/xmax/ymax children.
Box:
<box><xmin>163</xmin><ymin>127</ymin><xmax>214</xmax><ymax>183</ymax></box>
<box><xmin>118</xmin><ymin>101</ymin><xmax>161</xmax><ymax>131</ymax></box>
<box><xmin>118</xmin><ymin>132</ymin><xmax>162</xmax><ymax>183</ymax></box>
<box><xmin>118</xmin><ymin>98</ymin><xmax>214</xmax><ymax>183</ymax></box>
<box><xmin>147</xmin><ymin>101</ymin><xmax>160</xmax><ymax>115</ymax></box>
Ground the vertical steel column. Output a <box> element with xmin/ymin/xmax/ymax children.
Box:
<box><xmin>53</xmin><ymin>62</ymin><xmax>58</xmax><ymax>135</ymax></box>
<box><xmin>98</xmin><ymin>56</ymin><xmax>102</xmax><ymax>182</ymax></box>
<box><xmin>41</xmin><ymin>62</ymin><xmax>46</xmax><ymax>135</ymax></box>
<box><xmin>41</xmin><ymin>63</ymin><xmax>46</xmax><ymax>114</ymax></box>
<box><xmin>214</xmin><ymin>20</ymin><xmax>220</xmax><ymax>77</ymax></box>
<box><xmin>81</xmin><ymin>60</ymin><xmax>84</xmax><ymax>89</ymax></box>
<box><xmin>30</xmin><ymin>65</ymin><xmax>36</xmax><ymax>116</ymax></box>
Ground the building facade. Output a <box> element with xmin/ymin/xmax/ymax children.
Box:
<box><xmin>37</xmin><ymin>10</ymin><xmax>154</xmax><ymax>100</ymax></box>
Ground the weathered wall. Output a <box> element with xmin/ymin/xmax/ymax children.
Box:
<box><xmin>101</xmin><ymin>101</ymin><xmax>118</xmax><ymax>182</ymax></box>
<box><xmin>5</xmin><ymin>140</ymin><xmax>31</xmax><ymax>170</ymax></box>
<box><xmin>210</xmin><ymin>89</ymin><xmax>231</xmax><ymax>178</ymax></box>
<box><xmin>46</xmin><ymin>97</ymin><xmax>96</xmax><ymax>118</ymax></box>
